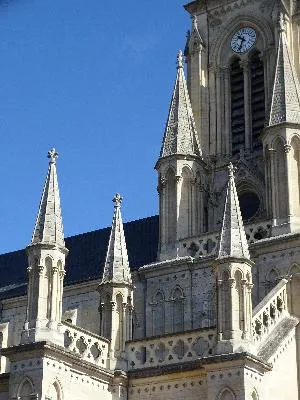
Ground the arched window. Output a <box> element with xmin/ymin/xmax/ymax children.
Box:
<box><xmin>218</xmin><ymin>387</ymin><xmax>235</xmax><ymax>400</ymax></box>
<box><xmin>251</xmin><ymin>390</ymin><xmax>259</xmax><ymax>400</ymax></box>
<box><xmin>46</xmin><ymin>381</ymin><xmax>61</xmax><ymax>400</ymax></box>
<box><xmin>172</xmin><ymin>287</ymin><xmax>184</xmax><ymax>332</ymax></box>
<box><xmin>166</xmin><ymin>169</ymin><xmax>176</xmax><ymax>244</ymax></box>
<box><xmin>250</xmin><ymin>50</ymin><xmax>265</xmax><ymax>152</ymax></box>
<box><xmin>222</xmin><ymin>271</ymin><xmax>231</xmax><ymax>336</ymax></box>
<box><xmin>18</xmin><ymin>379</ymin><xmax>34</xmax><ymax>400</ymax></box>
<box><xmin>230</xmin><ymin>49</ymin><xmax>265</xmax><ymax>156</ymax></box>
<box><xmin>265</xmin><ymin>269</ymin><xmax>279</xmax><ymax>294</ymax></box>
<box><xmin>290</xmin><ymin>137</ymin><xmax>300</xmax><ymax>216</ymax></box>
<box><xmin>179</xmin><ymin>167</ymin><xmax>192</xmax><ymax>239</ymax></box>
<box><xmin>273</xmin><ymin>138</ymin><xmax>288</xmax><ymax>219</ymax></box>
<box><xmin>234</xmin><ymin>270</ymin><xmax>244</xmax><ymax>332</ymax></box>
<box><xmin>153</xmin><ymin>292</ymin><xmax>165</xmax><ymax>336</ymax></box>
<box><xmin>230</xmin><ymin>57</ymin><xmax>245</xmax><ymax>155</ymax></box>
<box><xmin>115</xmin><ymin>294</ymin><xmax>124</xmax><ymax>352</ymax></box>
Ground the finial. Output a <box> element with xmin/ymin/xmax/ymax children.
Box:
<box><xmin>192</xmin><ymin>14</ymin><xmax>197</xmax><ymax>28</ymax></box>
<box><xmin>113</xmin><ymin>193</ymin><xmax>123</xmax><ymax>208</ymax></box>
<box><xmin>48</xmin><ymin>148</ymin><xmax>58</xmax><ymax>164</ymax></box>
<box><xmin>228</xmin><ymin>162</ymin><xmax>236</xmax><ymax>178</ymax></box>
<box><xmin>177</xmin><ymin>50</ymin><xmax>184</xmax><ymax>69</ymax></box>
<box><xmin>278</xmin><ymin>12</ymin><xmax>286</xmax><ymax>33</ymax></box>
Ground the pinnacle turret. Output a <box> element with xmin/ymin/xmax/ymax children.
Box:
<box><xmin>218</xmin><ymin>164</ymin><xmax>250</xmax><ymax>260</ymax></box>
<box><xmin>31</xmin><ymin>148</ymin><xmax>65</xmax><ymax>248</ymax></box>
<box><xmin>268</xmin><ymin>27</ymin><xmax>300</xmax><ymax>126</ymax></box>
<box><xmin>160</xmin><ymin>50</ymin><xmax>202</xmax><ymax>158</ymax></box>
<box><xmin>101</xmin><ymin>194</ymin><xmax>132</xmax><ymax>284</ymax></box>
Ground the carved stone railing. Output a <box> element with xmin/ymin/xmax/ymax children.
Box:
<box><xmin>252</xmin><ymin>279</ymin><xmax>288</xmax><ymax>347</ymax></box>
<box><xmin>62</xmin><ymin>322</ymin><xmax>109</xmax><ymax>367</ymax></box>
<box><xmin>126</xmin><ymin>328</ymin><xmax>217</xmax><ymax>370</ymax></box>
<box><xmin>180</xmin><ymin>220</ymin><xmax>272</xmax><ymax>258</ymax></box>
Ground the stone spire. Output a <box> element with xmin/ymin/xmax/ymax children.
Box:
<box><xmin>218</xmin><ymin>164</ymin><xmax>250</xmax><ymax>260</ymax></box>
<box><xmin>101</xmin><ymin>194</ymin><xmax>132</xmax><ymax>284</ymax></box>
<box><xmin>160</xmin><ymin>50</ymin><xmax>202</xmax><ymax>158</ymax></box>
<box><xmin>268</xmin><ymin>24</ymin><xmax>300</xmax><ymax>126</ymax></box>
<box><xmin>31</xmin><ymin>148</ymin><xmax>65</xmax><ymax>248</ymax></box>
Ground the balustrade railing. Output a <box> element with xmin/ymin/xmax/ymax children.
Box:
<box><xmin>62</xmin><ymin>321</ymin><xmax>109</xmax><ymax>367</ymax></box>
<box><xmin>180</xmin><ymin>220</ymin><xmax>272</xmax><ymax>258</ymax></box>
<box><xmin>126</xmin><ymin>328</ymin><xmax>216</xmax><ymax>370</ymax></box>
<box><xmin>252</xmin><ymin>279</ymin><xmax>288</xmax><ymax>347</ymax></box>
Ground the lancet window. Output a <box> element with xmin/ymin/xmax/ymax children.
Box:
<box><xmin>230</xmin><ymin>49</ymin><xmax>265</xmax><ymax>155</ymax></box>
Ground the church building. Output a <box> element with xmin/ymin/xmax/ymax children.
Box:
<box><xmin>0</xmin><ymin>0</ymin><xmax>300</xmax><ymax>399</ymax></box>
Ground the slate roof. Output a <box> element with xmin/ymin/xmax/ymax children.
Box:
<box><xmin>0</xmin><ymin>215</ymin><xmax>159</xmax><ymax>300</ymax></box>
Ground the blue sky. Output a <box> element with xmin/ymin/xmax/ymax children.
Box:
<box><xmin>0</xmin><ymin>0</ymin><xmax>190</xmax><ymax>253</ymax></box>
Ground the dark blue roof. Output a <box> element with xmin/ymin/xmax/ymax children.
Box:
<box><xmin>0</xmin><ymin>215</ymin><xmax>159</xmax><ymax>300</ymax></box>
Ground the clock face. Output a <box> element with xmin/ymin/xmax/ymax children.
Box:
<box><xmin>231</xmin><ymin>27</ymin><xmax>257</xmax><ymax>53</ymax></box>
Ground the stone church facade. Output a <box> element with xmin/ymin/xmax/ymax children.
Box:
<box><xmin>0</xmin><ymin>0</ymin><xmax>300</xmax><ymax>399</ymax></box>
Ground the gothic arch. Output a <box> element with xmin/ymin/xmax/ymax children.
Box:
<box><xmin>290</xmin><ymin>136</ymin><xmax>300</xmax><ymax>216</ymax></box>
<box><xmin>289</xmin><ymin>263</ymin><xmax>300</xmax><ymax>275</ymax></box>
<box><xmin>153</xmin><ymin>291</ymin><xmax>165</xmax><ymax>336</ymax></box>
<box><xmin>236</xmin><ymin>179</ymin><xmax>262</xmax><ymax>221</ymax></box>
<box><xmin>115</xmin><ymin>293</ymin><xmax>124</xmax><ymax>352</ymax></box>
<box><xmin>272</xmin><ymin>137</ymin><xmax>288</xmax><ymax>219</ymax></box>
<box><xmin>17</xmin><ymin>377</ymin><xmax>35</xmax><ymax>399</ymax></box>
<box><xmin>222</xmin><ymin>271</ymin><xmax>231</xmax><ymax>335</ymax></box>
<box><xmin>171</xmin><ymin>286</ymin><xmax>184</xmax><ymax>333</ymax></box>
<box><xmin>217</xmin><ymin>387</ymin><xmax>236</xmax><ymax>400</ymax></box>
<box><xmin>165</xmin><ymin>168</ymin><xmax>176</xmax><ymax>244</ymax></box>
<box><xmin>46</xmin><ymin>379</ymin><xmax>63</xmax><ymax>400</ymax></box>
<box><xmin>265</xmin><ymin>268</ymin><xmax>279</xmax><ymax>294</ymax></box>
<box><xmin>179</xmin><ymin>166</ymin><xmax>192</xmax><ymax>239</ymax></box>
<box><xmin>234</xmin><ymin>270</ymin><xmax>244</xmax><ymax>331</ymax></box>
<box><xmin>213</xmin><ymin>14</ymin><xmax>273</xmax><ymax>65</ymax></box>
<box><xmin>251</xmin><ymin>389</ymin><xmax>259</xmax><ymax>400</ymax></box>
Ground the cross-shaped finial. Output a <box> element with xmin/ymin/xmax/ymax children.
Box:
<box><xmin>113</xmin><ymin>193</ymin><xmax>123</xmax><ymax>208</ymax></box>
<box><xmin>177</xmin><ymin>50</ymin><xmax>184</xmax><ymax>69</ymax></box>
<box><xmin>228</xmin><ymin>162</ymin><xmax>236</xmax><ymax>177</ymax></box>
<box><xmin>48</xmin><ymin>148</ymin><xmax>58</xmax><ymax>164</ymax></box>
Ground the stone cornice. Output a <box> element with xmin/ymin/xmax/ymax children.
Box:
<box><xmin>2</xmin><ymin>341</ymin><xmax>114</xmax><ymax>380</ymax></box>
<box><xmin>128</xmin><ymin>351</ymin><xmax>272</xmax><ymax>379</ymax></box>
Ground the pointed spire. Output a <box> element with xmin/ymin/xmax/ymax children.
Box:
<box><xmin>218</xmin><ymin>164</ymin><xmax>250</xmax><ymax>260</ymax></box>
<box><xmin>160</xmin><ymin>50</ymin><xmax>202</xmax><ymax>158</ymax></box>
<box><xmin>268</xmin><ymin>22</ymin><xmax>300</xmax><ymax>126</ymax></box>
<box><xmin>101</xmin><ymin>194</ymin><xmax>132</xmax><ymax>284</ymax></box>
<box><xmin>31</xmin><ymin>148</ymin><xmax>65</xmax><ymax>248</ymax></box>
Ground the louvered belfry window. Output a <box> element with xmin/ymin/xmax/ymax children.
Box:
<box><xmin>230</xmin><ymin>51</ymin><xmax>265</xmax><ymax>155</ymax></box>
<box><xmin>230</xmin><ymin>58</ymin><xmax>245</xmax><ymax>156</ymax></box>
<box><xmin>250</xmin><ymin>50</ymin><xmax>265</xmax><ymax>152</ymax></box>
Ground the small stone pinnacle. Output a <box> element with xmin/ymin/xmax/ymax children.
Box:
<box><xmin>228</xmin><ymin>162</ymin><xmax>235</xmax><ymax>177</ymax></box>
<box><xmin>48</xmin><ymin>148</ymin><xmax>58</xmax><ymax>164</ymax></box>
<box><xmin>278</xmin><ymin>13</ymin><xmax>286</xmax><ymax>33</ymax></box>
<box><xmin>177</xmin><ymin>50</ymin><xmax>184</xmax><ymax>69</ymax></box>
<box><xmin>113</xmin><ymin>193</ymin><xmax>123</xmax><ymax>208</ymax></box>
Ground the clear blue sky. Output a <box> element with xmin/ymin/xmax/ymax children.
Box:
<box><xmin>0</xmin><ymin>0</ymin><xmax>190</xmax><ymax>253</ymax></box>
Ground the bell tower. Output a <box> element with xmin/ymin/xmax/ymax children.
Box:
<box><xmin>183</xmin><ymin>0</ymin><xmax>300</xmax><ymax>233</ymax></box>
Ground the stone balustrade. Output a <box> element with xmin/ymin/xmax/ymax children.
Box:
<box><xmin>180</xmin><ymin>220</ymin><xmax>272</xmax><ymax>258</ymax></box>
<box><xmin>252</xmin><ymin>279</ymin><xmax>288</xmax><ymax>346</ymax></box>
<box><xmin>126</xmin><ymin>328</ymin><xmax>216</xmax><ymax>370</ymax></box>
<box><xmin>62</xmin><ymin>321</ymin><xmax>109</xmax><ymax>367</ymax></box>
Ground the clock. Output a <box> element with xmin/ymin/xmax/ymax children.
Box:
<box><xmin>231</xmin><ymin>27</ymin><xmax>257</xmax><ymax>53</ymax></box>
